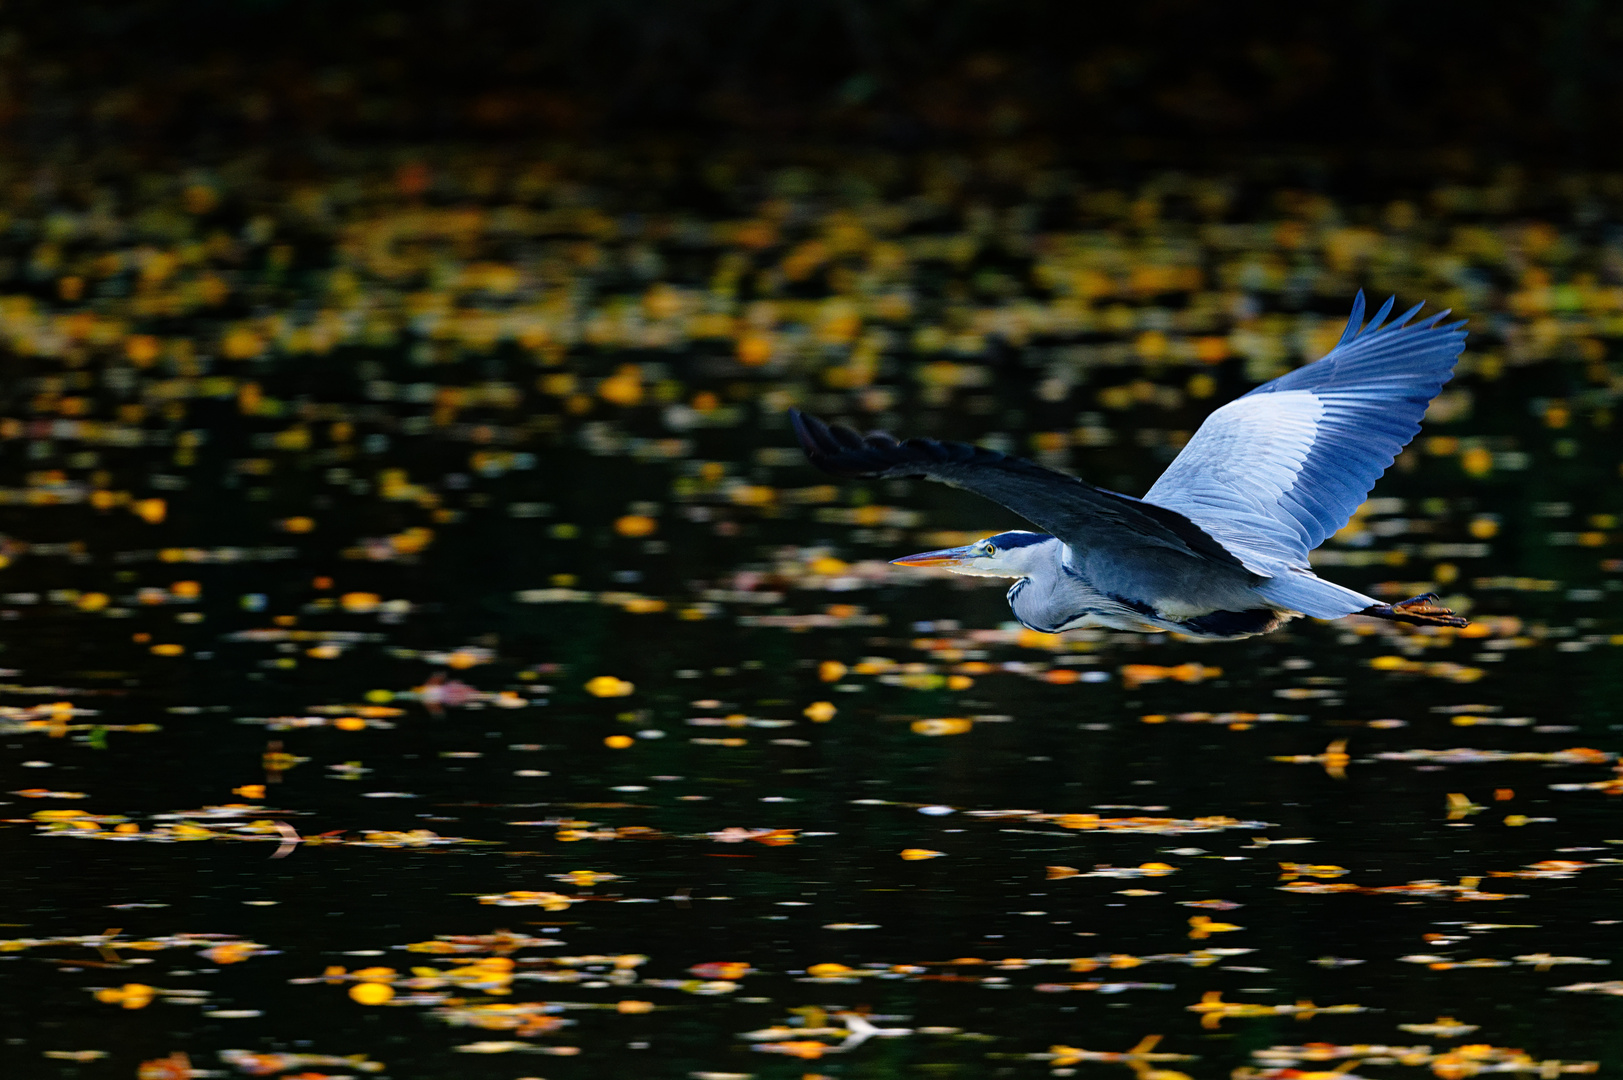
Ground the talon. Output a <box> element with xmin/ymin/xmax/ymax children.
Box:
<box><xmin>1393</xmin><ymin>593</ymin><xmax>1460</xmax><ymax>617</ymax></box>
<box><xmin>1360</xmin><ymin>593</ymin><xmax>1469</xmax><ymax>628</ymax></box>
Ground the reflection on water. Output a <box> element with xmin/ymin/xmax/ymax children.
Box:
<box><xmin>1</xmin><ymin>157</ymin><xmax>1622</xmax><ymax>1078</ymax></box>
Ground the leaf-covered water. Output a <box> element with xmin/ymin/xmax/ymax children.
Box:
<box><xmin>1</xmin><ymin>154</ymin><xmax>1622</xmax><ymax>1079</ymax></box>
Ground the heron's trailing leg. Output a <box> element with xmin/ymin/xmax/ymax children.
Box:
<box><xmin>1358</xmin><ymin>592</ymin><xmax>1469</xmax><ymax>628</ymax></box>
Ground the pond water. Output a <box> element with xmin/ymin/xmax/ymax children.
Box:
<box><xmin>2</xmin><ymin>166</ymin><xmax>1622</xmax><ymax>1079</ymax></box>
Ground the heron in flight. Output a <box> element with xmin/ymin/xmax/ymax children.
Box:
<box><xmin>791</xmin><ymin>292</ymin><xmax>1468</xmax><ymax>640</ymax></box>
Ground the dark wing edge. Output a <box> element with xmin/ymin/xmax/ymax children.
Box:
<box><xmin>788</xmin><ymin>409</ymin><xmax>1247</xmax><ymax>571</ymax></box>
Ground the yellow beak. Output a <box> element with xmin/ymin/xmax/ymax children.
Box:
<box><xmin>891</xmin><ymin>545</ymin><xmax>974</xmax><ymax>568</ymax></box>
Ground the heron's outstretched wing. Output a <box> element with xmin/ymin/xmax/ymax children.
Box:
<box><xmin>790</xmin><ymin>410</ymin><xmax>1245</xmax><ymax>571</ymax></box>
<box><xmin>1143</xmin><ymin>292</ymin><xmax>1467</xmax><ymax>575</ymax></box>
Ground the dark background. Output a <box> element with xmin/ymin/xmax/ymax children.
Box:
<box><xmin>4</xmin><ymin>0</ymin><xmax>1623</xmax><ymax>167</ymax></box>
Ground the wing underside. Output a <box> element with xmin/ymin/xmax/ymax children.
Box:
<box><xmin>1143</xmin><ymin>292</ymin><xmax>1467</xmax><ymax>574</ymax></box>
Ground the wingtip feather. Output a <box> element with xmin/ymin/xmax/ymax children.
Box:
<box><xmin>1338</xmin><ymin>290</ymin><xmax>1367</xmax><ymax>347</ymax></box>
<box><xmin>1390</xmin><ymin>301</ymin><xmax>1426</xmax><ymax>329</ymax></box>
<box><xmin>789</xmin><ymin>409</ymin><xmax>842</xmax><ymax>466</ymax></box>
<box><xmin>1366</xmin><ymin>295</ymin><xmax>1397</xmax><ymax>333</ymax></box>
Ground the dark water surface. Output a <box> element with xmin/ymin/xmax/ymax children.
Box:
<box><xmin>1</xmin><ymin>170</ymin><xmax>1622</xmax><ymax>1079</ymax></box>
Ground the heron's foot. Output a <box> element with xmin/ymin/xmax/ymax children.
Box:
<box><xmin>1358</xmin><ymin>592</ymin><xmax>1469</xmax><ymax>628</ymax></box>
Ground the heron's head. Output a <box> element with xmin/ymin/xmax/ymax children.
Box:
<box><xmin>891</xmin><ymin>530</ymin><xmax>1054</xmax><ymax>579</ymax></box>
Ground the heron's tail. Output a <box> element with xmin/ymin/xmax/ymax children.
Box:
<box><xmin>1358</xmin><ymin>593</ymin><xmax>1469</xmax><ymax>628</ymax></box>
<box><xmin>1253</xmin><ymin>569</ymin><xmax>1376</xmax><ymax>619</ymax></box>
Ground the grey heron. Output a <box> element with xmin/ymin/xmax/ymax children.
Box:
<box><xmin>790</xmin><ymin>292</ymin><xmax>1469</xmax><ymax>640</ymax></box>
